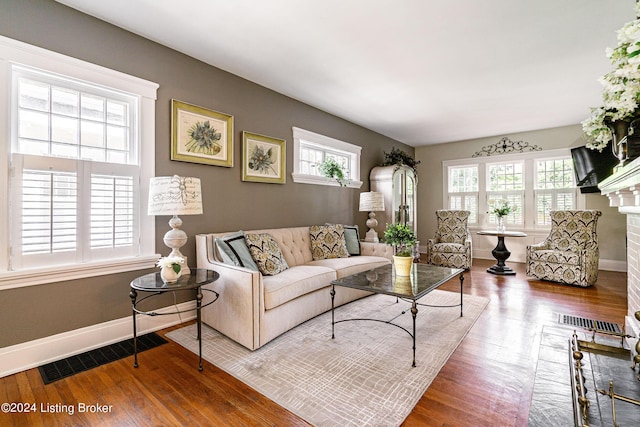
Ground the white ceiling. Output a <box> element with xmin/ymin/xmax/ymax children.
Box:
<box><xmin>57</xmin><ymin>0</ymin><xmax>635</xmax><ymax>146</ymax></box>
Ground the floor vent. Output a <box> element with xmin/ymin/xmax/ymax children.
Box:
<box><xmin>558</xmin><ymin>314</ymin><xmax>622</xmax><ymax>334</ymax></box>
<box><xmin>38</xmin><ymin>332</ymin><xmax>167</xmax><ymax>384</ymax></box>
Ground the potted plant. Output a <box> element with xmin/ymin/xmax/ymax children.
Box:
<box><xmin>487</xmin><ymin>199</ymin><xmax>514</xmax><ymax>233</ymax></box>
<box><xmin>319</xmin><ymin>158</ymin><xmax>349</xmax><ymax>187</ymax></box>
<box><xmin>383</xmin><ymin>223</ymin><xmax>417</xmax><ymax>276</ymax></box>
<box><xmin>157</xmin><ymin>255</ymin><xmax>184</xmax><ymax>283</ymax></box>
<box><xmin>382</xmin><ymin>147</ymin><xmax>421</xmax><ymax>176</ymax></box>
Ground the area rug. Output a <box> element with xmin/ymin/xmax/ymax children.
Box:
<box><xmin>167</xmin><ymin>290</ymin><xmax>489</xmax><ymax>427</ymax></box>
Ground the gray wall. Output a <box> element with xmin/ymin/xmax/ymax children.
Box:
<box><xmin>415</xmin><ymin>124</ymin><xmax>627</xmax><ymax>263</ymax></box>
<box><xmin>0</xmin><ymin>0</ymin><xmax>411</xmax><ymax>347</ymax></box>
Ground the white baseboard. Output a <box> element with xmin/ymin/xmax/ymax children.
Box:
<box><xmin>0</xmin><ymin>300</ymin><xmax>196</xmax><ymax>379</ymax></box>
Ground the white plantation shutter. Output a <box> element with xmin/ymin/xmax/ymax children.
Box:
<box><xmin>90</xmin><ymin>174</ymin><xmax>134</xmax><ymax>249</ymax></box>
<box><xmin>11</xmin><ymin>155</ymin><xmax>139</xmax><ymax>269</ymax></box>
<box><xmin>21</xmin><ymin>169</ymin><xmax>77</xmax><ymax>255</ymax></box>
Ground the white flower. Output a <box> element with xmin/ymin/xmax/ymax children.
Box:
<box><xmin>584</xmin><ymin>14</ymin><xmax>640</xmax><ymax>150</ymax></box>
<box><xmin>157</xmin><ymin>256</ymin><xmax>184</xmax><ymax>269</ymax></box>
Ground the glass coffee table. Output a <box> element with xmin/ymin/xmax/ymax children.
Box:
<box><xmin>330</xmin><ymin>263</ymin><xmax>464</xmax><ymax>367</ymax></box>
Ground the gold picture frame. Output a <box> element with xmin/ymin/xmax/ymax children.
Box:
<box><xmin>242</xmin><ymin>131</ymin><xmax>286</xmax><ymax>184</ymax></box>
<box><xmin>171</xmin><ymin>99</ymin><xmax>234</xmax><ymax>167</ymax></box>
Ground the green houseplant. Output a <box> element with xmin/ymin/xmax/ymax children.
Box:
<box><xmin>319</xmin><ymin>158</ymin><xmax>349</xmax><ymax>187</ymax></box>
<box><xmin>383</xmin><ymin>223</ymin><xmax>417</xmax><ymax>276</ymax></box>
<box><xmin>382</xmin><ymin>147</ymin><xmax>421</xmax><ymax>176</ymax></box>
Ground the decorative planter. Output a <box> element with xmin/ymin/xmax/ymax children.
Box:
<box><xmin>160</xmin><ymin>265</ymin><xmax>181</xmax><ymax>283</ymax></box>
<box><xmin>393</xmin><ymin>255</ymin><xmax>413</xmax><ymax>277</ymax></box>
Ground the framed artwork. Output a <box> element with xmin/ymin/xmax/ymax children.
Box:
<box><xmin>242</xmin><ymin>131</ymin><xmax>286</xmax><ymax>184</ymax></box>
<box><xmin>171</xmin><ymin>99</ymin><xmax>234</xmax><ymax>167</ymax></box>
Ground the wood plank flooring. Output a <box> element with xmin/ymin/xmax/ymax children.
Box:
<box><xmin>0</xmin><ymin>259</ymin><xmax>628</xmax><ymax>426</ymax></box>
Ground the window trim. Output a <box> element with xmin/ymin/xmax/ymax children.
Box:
<box><xmin>291</xmin><ymin>127</ymin><xmax>363</xmax><ymax>188</ymax></box>
<box><xmin>442</xmin><ymin>148</ymin><xmax>584</xmax><ymax>232</ymax></box>
<box><xmin>0</xmin><ymin>35</ymin><xmax>159</xmax><ymax>290</ymax></box>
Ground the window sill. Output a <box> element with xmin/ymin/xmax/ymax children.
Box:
<box><xmin>0</xmin><ymin>255</ymin><xmax>159</xmax><ymax>290</ymax></box>
<box><xmin>292</xmin><ymin>173</ymin><xmax>363</xmax><ymax>188</ymax></box>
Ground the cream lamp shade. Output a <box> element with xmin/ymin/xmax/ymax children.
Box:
<box><xmin>359</xmin><ymin>192</ymin><xmax>385</xmax><ymax>243</ymax></box>
<box><xmin>148</xmin><ymin>175</ymin><xmax>203</xmax><ymax>274</ymax></box>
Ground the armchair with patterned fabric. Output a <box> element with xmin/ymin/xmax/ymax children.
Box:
<box><xmin>526</xmin><ymin>210</ymin><xmax>601</xmax><ymax>287</ymax></box>
<box><xmin>427</xmin><ymin>210</ymin><xmax>472</xmax><ymax>269</ymax></box>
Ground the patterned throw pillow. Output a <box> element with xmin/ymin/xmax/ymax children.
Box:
<box><xmin>244</xmin><ymin>233</ymin><xmax>289</xmax><ymax>276</ymax></box>
<box><xmin>325</xmin><ymin>223</ymin><xmax>361</xmax><ymax>256</ymax></box>
<box><xmin>309</xmin><ymin>224</ymin><xmax>350</xmax><ymax>260</ymax></box>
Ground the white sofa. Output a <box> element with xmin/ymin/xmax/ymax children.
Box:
<box><xmin>196</xmin><ymin>226</ymin><xmax>393</xmax><ymax>350</ymax></box>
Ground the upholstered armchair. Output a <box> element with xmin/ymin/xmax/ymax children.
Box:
<box><xmin>526</xmin><ymin>210</ymin><xmax>601</xmax><ymax>287</ymax></box>
<box><xmin>427</xmin><ymin>210</ymin><xmax>472</xmax><ymax>269</ymax></box>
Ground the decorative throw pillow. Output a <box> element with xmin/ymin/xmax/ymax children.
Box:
<box><xmin>244</xmin><ymin>233</ymin><xmax>289</xmax><ymax>276</ymax></box>
<box><xmin>310</xmin><ymin>224</ymin><xmax>350</xmax><ymax>260</ymax></box>
<box><xmin>326</xmin><ymin>223</ymin><xmax>360</xmax><ymax>256</ymax></box>
<box><xmin>215</xmin><ymin>231</ymin><xmax>260</xmax><ymax>272</ymax></box>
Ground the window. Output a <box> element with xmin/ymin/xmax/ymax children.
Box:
<box><xmin>487</xmin><ymin>161</ymin><xmax>524</xmax><ymax>226</ymax></box>
<box><xmin>447</xmin><ymin>165</ymin><xmax>478</xmax><ymax>224</ymax></box>
<box><xmin>0</xmin><ymin>36</ymin><xmax>158</xmax><ymax>288</ymax></box>
<box><xmin>292</xmin><ymin>127</ymin><xmax>363</xmax><ymax>188</ymax></box>
<box><xmin>534</xmin><ymin>158</ymin><xmax>576</xmax><ymax>225</ymax></box>
<box><xmin>443</xmin><ymin>149</ymin><xmax>581</xmax><ymax>231</ymax></box>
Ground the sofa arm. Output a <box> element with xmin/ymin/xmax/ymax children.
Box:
<box><xmin>199</xmin><ymin>260</ymin><xmax>262</xmax><ymax>350</ymax></box>
<box><xmin>360</xmin><ymin>241</ymin><xmax>394</xmax><ymax>260</ymax></box>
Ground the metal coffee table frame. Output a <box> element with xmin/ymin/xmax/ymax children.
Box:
<box><xmin>330</xmin><ymin>263</ymin><xmax>464</xmax><ymax>367</ymax></box>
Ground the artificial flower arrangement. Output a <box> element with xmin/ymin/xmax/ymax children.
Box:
<box><xmin>582</xmin><ymin>2</ymin><xmax>640</xmax><ymax>152</ymax></box>
<box><xmin>488</xmin><ymin>199</ymin><xmax>514</xmax><ymax>217</ymax></box>
<box><xmin>157</xmin><ymin>255</ymin><xmax>184</xmax><ymax>274</ymax></box>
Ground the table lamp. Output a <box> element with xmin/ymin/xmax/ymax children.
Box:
<box><xmin>359</xmin><ymin>191</ymin><xmax>385</xmax><ymax>243</ymax></box>
<box><xmin>148</xmin><ymin>175</ymin><xmax>203</xmax><ymax>275</ymax></box>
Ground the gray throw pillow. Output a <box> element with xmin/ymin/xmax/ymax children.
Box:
<box><xmin>215</xmin><ymin>231</ymin><xmax>259</xmax><ymax>272</ymax></box>
<box><xmin>342</xmin><ymin>225</ymin><xmax>361</xmax><ymax>256</ymax></box>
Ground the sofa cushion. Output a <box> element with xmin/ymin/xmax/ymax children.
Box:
<box><xmin>309</xmin><ymin>224</ymin><xmax>350</xmax><ymax>260</ymax></box>
<box><xmin>215</xmin><ymin>231</ymin><xmax>260</xmax><ymax>271</ymax></box>
<box><xmin>528</xmin><ymin>249</ymin><xmax>579</xmax><ymax>265</ymax></box>
<box><xmin>308</xmin><ymin>256</ymin><xmax>391</xmax><ymax>279</ymax></box>
<box><xmin>430</xmin><ymin>242</ymin><xmax>467</xmax><ymax>254</ymax></box>
<box><xmin>262</xmin><ymin>265</ymin><xmax>336</xmax><ymax>310</ymax></box>
<box><xmin>244</xmin><ymin>233</ymin><xmax>289</xmax><ymax>275</ymax></box>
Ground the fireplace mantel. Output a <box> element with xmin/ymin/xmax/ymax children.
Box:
<box><xmin>599</xmin><ymin>157</ymin><xmax>640</xmax><ymax>213</ymax></box>
<box><xmin>599</xmin><ymin>157</ymin><xmax>640</xmax><ymax>347</ymax></box>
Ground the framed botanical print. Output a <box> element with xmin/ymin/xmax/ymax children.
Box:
<box><xmin>171</xmin><ymin>99</ymin><xmax>233</xmax><ymax>167</ymax></box>
<box><xmin>242</xmin><ymin>131</ymin><xmax>286</xmax><ymax>184</ymax></box>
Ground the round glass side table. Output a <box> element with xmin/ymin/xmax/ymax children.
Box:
<box><xmin>130</xmin><ymin>268</ymin><xmax>219</xmax><ymax>371</ymax></box>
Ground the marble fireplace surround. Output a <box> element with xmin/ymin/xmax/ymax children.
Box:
<box><xmin>599</xmin><ymin>158</ymin><xmax>640</xmax><ymax>346</ymax></box>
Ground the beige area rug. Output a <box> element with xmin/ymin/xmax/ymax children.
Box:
<box><xmin>167</xmin><ymin>290</ymin><xmax>489</xmax><ymax>427</ymax></box>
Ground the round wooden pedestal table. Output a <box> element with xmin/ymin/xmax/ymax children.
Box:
<box><xmin>476</xmin><ymin>230</ymin><xmax>527</xmax><ymax>275</ymax></box>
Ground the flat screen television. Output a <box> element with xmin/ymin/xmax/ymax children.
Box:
<box><xmin>570</xmin><ymin>144</ymin><xmax>618</xmax><ymax>193</ymax></box>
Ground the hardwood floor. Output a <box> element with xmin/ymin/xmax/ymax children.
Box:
<box><xmin>0</xmin><ymin>259</ymin><xmax>627</xmax><ymax>426</ymax></box>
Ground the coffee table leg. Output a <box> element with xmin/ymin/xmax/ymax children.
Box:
<box><xmin>331</xmin><ymin>285</ymin><xmax>336</xmax><ymax>339</ymax></box>
<box><xmin>411</xmin><ymin>300</ymin><xmax>417</xmax><ymax>368</ymax></box>
<box><xmin>459</xmin><ymin>272</ymin><xmax>464</xmax><ymax>317</ymax></box>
